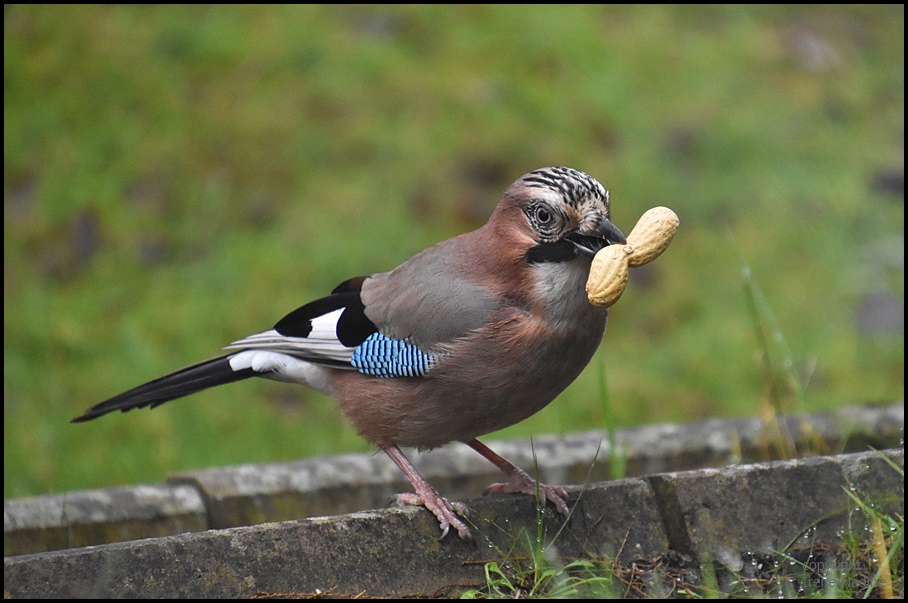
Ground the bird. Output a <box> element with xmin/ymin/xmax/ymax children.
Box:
<box><xmin>72</xmin><ymin>166</ymin><xmax>627</xmax><ymax>540</ymax></box>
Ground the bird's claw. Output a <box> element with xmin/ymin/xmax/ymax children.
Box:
<box><xmin>392</xmin><ymin>492</ymin><xmax>472</xmax><ymax>541</ymax></box>
<box><xmin>483</xmin><ymin>468</ymin><xmax>570</xmax><ymax>515</ymax></box>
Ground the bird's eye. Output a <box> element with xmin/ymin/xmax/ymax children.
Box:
<box><xmin>535</xmin><ymin>206</ymin><xmax>552</xmax><ymax>224</ymax></box>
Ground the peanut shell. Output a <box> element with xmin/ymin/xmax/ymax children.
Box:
<box><xmin>625</xmin><ymin>206</ymin><xmax>680</xmax><ymax>267</ymax></box>
<box><xmin>585</xmin><ymin>244</ymin><xmax>630</xmax><ymax>307</ymax></box>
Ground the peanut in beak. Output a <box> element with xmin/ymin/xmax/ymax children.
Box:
<box><xmin>586</xmin><ymin>206</ymin><xmax>679</xmax><ymax>308</ymax></box>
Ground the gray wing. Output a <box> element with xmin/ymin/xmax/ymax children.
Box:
<box><xmin>360</xmin><ymin>233</ymin><xmax>502</xmax><ymax>351</ymax></box>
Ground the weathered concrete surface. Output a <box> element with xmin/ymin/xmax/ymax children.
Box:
<box><xmin>4</xmin><ymin>478</ymin><xmax>667</xmax><ymax>598</ymax></box>
<box><xmin>4</xmin><ymin>403</ymin><xmax>902</xmax><ymax>557</ymax></box>
<box><xmin>649</xmin><ymin>449</ymin><xmax>905</xmax><ymax>560</ymax></box>
<box><xmin>3</xmin><ymin>484</ymin><xmax>206</xmax><ymax>556</ymax></box>
<box><xmin>3</xmin><ymin>449</ymin><xmax>902</xmax><ymax>598</ymax></box>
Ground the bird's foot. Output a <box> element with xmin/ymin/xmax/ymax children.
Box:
<box><xmin>483</xmin><ymin>467</ymin><xmax>570</xmax><ymax>515</ymax></box>
<box><xmin>382</xmin><ymin>445</ymin><xmax>471</xmax><ymax>540</ymax></box>
<box><xmin>393</xmin><ymin>492</ymin><xmax>471</xmax><ymax>541</ymax></box>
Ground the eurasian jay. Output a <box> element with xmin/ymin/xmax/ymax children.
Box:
<box><xmin>73</xmin><ymin>166</ymin><xmax>627</xmax><ymax>540</ymax></box>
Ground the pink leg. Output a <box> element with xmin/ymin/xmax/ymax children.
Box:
<box><xmin>383</xmin><ymin>445</ymin><xmax>471</xmax><ymax>540</ymax></box>
<box><xmin>467</xmin><ymin>439</ymin><xmax>569</xmax><ymax>515</ymax></box>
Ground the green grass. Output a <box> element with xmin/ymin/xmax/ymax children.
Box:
<box><xmin>4</xmin><ymin>5</ymin><xmax>904</xmax><ymax>498</ymax></box>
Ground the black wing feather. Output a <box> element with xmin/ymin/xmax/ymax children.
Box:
<box><xmin>274</xmin><ymin>278</ymin><xmax>376</xmax><ymax>348</ymax></box>
<box><xmin>72</xmin><ymin>355</ymin><xmax>254</xmax><ymax>423</ymax></box>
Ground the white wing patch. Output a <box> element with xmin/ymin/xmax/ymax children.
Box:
<box><xmin>225</xmin><ymin>308</ymin><xmax>357</xmax><ymax>365</ymax></box>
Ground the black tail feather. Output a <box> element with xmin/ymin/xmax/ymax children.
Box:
<box><xmin>72</xmin><ymin>355</ymin><xmax>255</xmax><ymax>423</ymax></box>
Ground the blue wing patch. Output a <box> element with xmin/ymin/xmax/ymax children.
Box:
<box><xmin>351</xmin><ymin>333</ymin><xmax>436</xmax><ymax>377</ymax></box>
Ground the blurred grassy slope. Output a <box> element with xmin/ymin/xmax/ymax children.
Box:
<box><xmin>4</xmin><ymin>5</ymin><xmax>903</xmax><ymax>498</ymax></box>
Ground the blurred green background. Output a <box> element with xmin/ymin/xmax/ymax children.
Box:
<box><xmin>4</xmin><ymin>5</ymin><xmax>903</xmax><ymax>499</ymax></box>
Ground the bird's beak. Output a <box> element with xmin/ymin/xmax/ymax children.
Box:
<box><xmin>566</xmin><ymin>217</ymin><xmax>626</xmax><ymax>259</ymax></box>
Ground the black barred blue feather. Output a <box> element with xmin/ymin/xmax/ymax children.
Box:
<box><xmin>351</xmin><ymin>333</ymin><xmax>436</xmax><ymax>377</ymax></box>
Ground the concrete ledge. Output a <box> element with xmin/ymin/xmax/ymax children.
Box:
<box><xmin>4</xmin><ymin>403</ymin><xmax>902</xmax><ymax>557</ymax></box>
<box><xmin>650</xmin><ymin>450</ymin><xmax>905</xmax><ymax>559</ymax></box>
<box><xmin>3</xmin><ymin>484</ymin><xmax>206</xmax><ymax>556</ymax></box>
<box><xmin>4</xmin><ymin>448</ymin><xmax>902</xmax><ymax>598</ymax></box>
<box><xmin>4</xmin><ymin>480</ymin><xmax>669</xmax><ymax>598</ymax></box>
<box><xmin>164</xmin><ymin>402</ymin><xmax>908</xmax><ymax>529</ymax></box>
